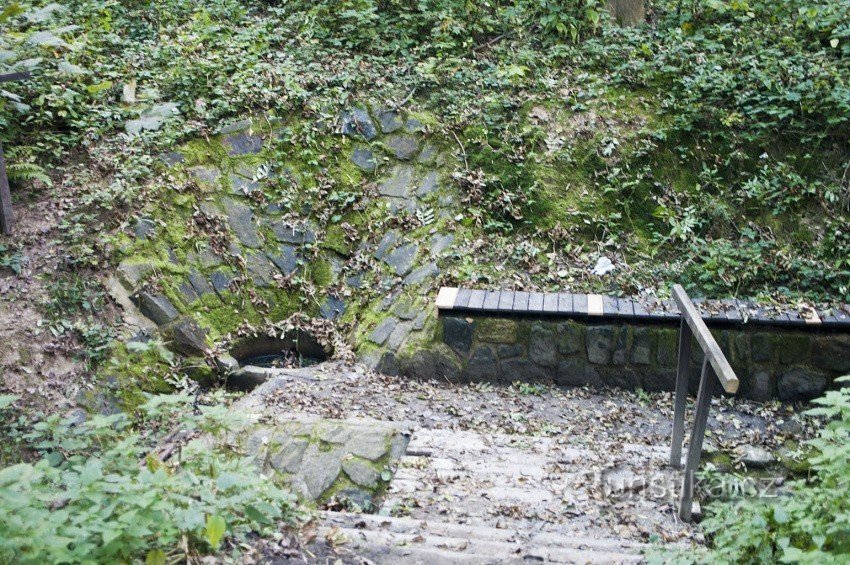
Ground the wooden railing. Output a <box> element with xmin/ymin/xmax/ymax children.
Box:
<box><xmin>669</xmin><ymin>284</ymin><xmax>740</xmax><ymax>522</ymax></box>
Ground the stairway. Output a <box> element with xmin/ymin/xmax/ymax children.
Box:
<box><xmin>312</xmin><ymin>425</ymin><xmax>689</xmax><ymax>563</ymax></box>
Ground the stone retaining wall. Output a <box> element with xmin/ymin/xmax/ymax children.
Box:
<box><xmin>433</xmin><ymin>314</ymin><xmax>850</xmax><ymax>401</ymax></box>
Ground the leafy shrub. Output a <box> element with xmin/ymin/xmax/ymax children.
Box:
<box><xmin>658</xmin><ymin>377</ymin><xmax>850</xmax><ymax>563</ymax></box>
<box><xmin>0</xmin><ymin>394</ymin><xmax>302</xmax><ymax>563</ymax></box>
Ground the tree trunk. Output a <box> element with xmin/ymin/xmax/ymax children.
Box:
<box><xmin>607</xmin><ymin>0</ymin><xmax>645</xmax><ymax>26</ymax></box>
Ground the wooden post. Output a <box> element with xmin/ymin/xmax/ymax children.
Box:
<box><xmin>669</xmin><ymin>317</ymin><xmax>692</xmax><ymax>468</ymax></box>
<box><xmin>607</xmin><ymin>0</ymin><xmax>645</xmax><ymax>26</ymax></box>
<box><xmin>679</xmin><ymin>358</ymin><xmax>715</xmax><ymax>522</ymax></box>
<box><xmin>0</xmin><ymin>143</ymin><xmax>12</xmax><ymax>236</ymax></box>
<box><xmin>0</xmin><ymin>71</ymin><xmax>29</xmax><ymax>236</ymax></box>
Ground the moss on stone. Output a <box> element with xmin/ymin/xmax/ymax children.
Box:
<box><xmin>476</xmin><ymin>317</ymin><xmax>518</xmax><ymax>344</ymax></box>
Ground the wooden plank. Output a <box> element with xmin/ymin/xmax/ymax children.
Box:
<box><xmin>616</xmin><ymin>298</ymin><xmax>635</xmax><ymax>317</ymax></box>
<box><xmin>0</xmin><ymin>71</ymin><xmax>30</xmax><ymax>83</ymax></box>
<box><xmin>557</xmin><ymin>292</ymin><xmax>574</xmax><ymax>313</ymax></box>
<box><xmin>498</xmin><ymin>290</ymin><xmax>514</xmax><ymax>311</ymax></box>
<box><xmin>573</xmin><ymin>294</ymin><xmax>588</xmax><ymax>315</ymax></box>
<box><xmin>435</xmin><ymin>287</ymin><xmax>458</xmax><ymax>310</ymax></box>
<box><xmin>482</xmin><ymin>290</ymin><xmax>501</xmax><ymax>311</ymax></box>
<box><xmin>669</xmin><ymin>318</ymin><xmax>692</xmax><ymax>468</ymax></box>
<box><xmin>468</xmin><ymin>289</ymin><xmax>486</xmax><ymax>309</ymax></box>
<box><xmin>632</xmin><ymin>299</ymin><xmax>652</xmax><ymax>319</ymax></box>
<box><xmin>602</xmin><ymin>295</ymin><xmax>618</xmax><ymax>316</ymax></box>
<box><xmin>587</xmin><ymin>294</ymin><xmax>604</xmax><ymax>316</ymax></box>
<box><xmin>455</xmin><ymin>288</ymin><xmax>473</xmax><ymax>309</ymax></box>
<box><xmin>512</xmin><ymin>291</ymin><xmax>530</xmax><ymax>312</ymax></box>
<box><xmin>679</xmin><ymin>360</ymin><xmax>716</xmax><ymax>522</ymax></box>
<box><xmin>672</xmin><ymin>285</ymin><xmax>739</xmax><ymax>394</ymax></box>
<box><xmin>542</xmin><ymin>293</ymin><xmax>559</xmax><ymax>314</ymax></box>
<box><xmin>528</xmin><ymin>292</ymin><xmax>545</xmax><ymax>312</ymax></box>
<box><xmin>0</xmin><ymin>143</ymin><xmax>12</xmax><ymax>236</ymax></box>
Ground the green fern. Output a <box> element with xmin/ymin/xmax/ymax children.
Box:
<box><xmin>5</xmin><ymin>161</ymin><xmax>52</xmax><ymax>186</ymax></box>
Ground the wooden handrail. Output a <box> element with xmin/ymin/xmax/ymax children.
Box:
<box><xmin>669</xmin><ymin>284</ymin><xmax>741</xmax><ymax>522</ymax></box>
<box><xmin>672</xmin><ymin>284</ymin><xmax>739</xmax><ymax>394</ymax></box>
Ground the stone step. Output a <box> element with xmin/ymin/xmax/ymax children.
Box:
<box><xmin>319</xmin><ymin>511</ymin><xmax>646</xmax><ymax>564</ymax></box>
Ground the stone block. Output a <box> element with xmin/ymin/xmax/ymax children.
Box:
<box><xmin>751</xmin><ymin>333</ymin><xmax>776</xmax><ymax>363</ymax></box>
<box><xmin>443</xmin><ymin>316</ymin><xmax>474</xmax><ymax>354</ymax></box>
<box><xmin>223</xmin><ymin>131</ymin><xmax>263</xmax><ymax>156</ymax></box>
<box><xmin>351</xmin><ymin>148</ymin><xmax>377</xmax><ymax>172</ymax></box>
<box><xmin>501</xmin><ymin>359</ymin><xmax>552</xmax><ymax>383</ymax></box>
<box><xmin>162</xmin><ymin>317</ymin><xmax>208</xmax><ymax>357</ymax></box>
<box><xmin>340</xmin><ymin>108</ymin><xmax>377</xmax><ymax>140</ymax></box>
<box><xmin>631</xmin><ymin>327</ymin><xmax>653</xmax><ymax>365</ymax></box>
<box><xmin>732</xmin><ymin>333</ymin><xmax>750</xmax><ymax>366</ymax></box>
<box><xmin>637</xmin><ymin>367</ymin><xmax>676</xmax><ymax>392</ymax></box>
<box><xmin>529</xmin><ymin>323</ymin><xmax>557</xmax><ymax>368</ymax></box>
<box><xmin>397</xmin><ymin>344</ymin><xmax>461</xmax><ymax>382</ymax></box>
<box><xmin>812</xmin><ymin>336</ymin><xmax>850</xmax><ymax>373</ymax></box>
<box><xmin>778</xmin><ymin>334</ymin><xmax>812</xmax><ymax>365</ymax></box>
<box><xmin>497</xmin><ymin>344</ymin><xmax>523</xmax><ymax>359</ymax></box>
<box><xmin>555</xmin><ymin>359</ymin><xmax>601</xmax><ymax>388</ymax></box>
<box><xmin>383</xmin><ymin>242</ymin><xmax>418</xmax><ymax>276</ymax></box>
<box><xmin>656</xmin><ymin>328</ymin><xmax>679</xmax><ymax>367</ymax></box>
<box><xmin>222</xmin><ymin>197</ymin><xmax>260</xmax><ymax>248</ymax></box>
<box><xmin>477</xmin><ymin>318</ymin><xmax>518</xmax><ymax>344</ymax></box>
<box><xmin>343</xmin><ymin>457</ymin><xmax>378</xmax><ymax>488</ymax></box>
<box><xmin>612</xmin><ymin>327</ymin><xmax>632</xmax><ymax>365</ymax></box>
<box><xmin>462</xmin><ymin>346</ymin><xmax>501</xmax><ymax>382</ymax></box>
<box><xmin>586</xmin><ymin>326</ymin><xmax>615</xmax><ymax>365</ymax></box>
<box><xmin>133</xmin><ymin>291</ymin><xmax>179</xmax><ymax>326</ymax></box>
<box><xmin>385</xmin><ymin>134</ymin><xmax>420</xmax><ymax>160</ymax></box>
<box><xmin>748</xmin><ymin>370</ymin><xmax>774</xmax><ymax>401</ymax></box>
<box><xmin>369</xmin><ymin>318</ymin><xmax>397</xmax><ymax>346</ymax></box>
<box><xmin>556</xmin><ymin>321</ymin><xmax>583</xmax><ymax>355</ymax></box>
<box><xmin>778</xmin><ymin>367</ymin><xmax>828</xmax><ymax>401</ymax></box>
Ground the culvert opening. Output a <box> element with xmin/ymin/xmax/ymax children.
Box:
<box><xmin>226</xmin><ymin>332</ymin><xmax>331</xmax><ymax>391</ymax></box>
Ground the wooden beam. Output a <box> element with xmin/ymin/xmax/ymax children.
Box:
<box><xmin>435</xmin><ymin>287</ymin><xmax>458</xmax><ymax>310</ymax></box>
<box><xmin>0</xmin><ymin>143</ymin><xmax>12</xmax><ymax>236</ymax></box>
<box><xmin>672</xmin><ymin>285</ymin><xmax>739</xmax><ymax>394</ymax></box>
<box><xmin>0</xmin><ymin>71</ymin><xmax>30</xmax><ymax>83</ymax></box>
<box><xmin>669</xmin><ymin>317</ymin><xmax>692</xmax><ymax>468</ymax></box>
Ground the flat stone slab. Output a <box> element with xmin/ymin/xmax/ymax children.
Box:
<box><xmin>228</xmin><ymin>387</ymin><xmax>411</xmax><ymax>504</ymax></box>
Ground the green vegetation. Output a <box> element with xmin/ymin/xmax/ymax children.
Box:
<box><xmin>653</xmin><ymin>377</ymin><xmax>850</xmax><ymax>563</ymax></box>
<box><xmin>0</xmin><ymin>393</ymin><xmax>302</xmax><ymax>562</ymax></box>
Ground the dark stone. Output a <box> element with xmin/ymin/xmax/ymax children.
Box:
<box><xmin>397</xmin><ymin>344</ymin><xmax>461</xmax><ymax>382</ymax></box>
<box><xmin>118</xmin><ymin>261</ymin><xmax>152</xmax><ymax>289</ymax></box>
<box><xmin>751</xmin><ymin>333</ymin><xmax>776</xmax><ymax>363</ymax></box>
<box><xmin>477</xmin><ymin>319</ymin><xmax>518</xmax><ymax>344</ymax></box>
<box><xmin>417</xmin><ymin>171</ymin><xmax>439</xmax><ymax>197</ymax></box>
<box><xmin>443</xmin><ymin>316</ymin><xmax>474</xmax><ymax>354</ymax></box>
<box><xmin>387</xmin><ymin>322</ymin><xmax>412</xmax><ymax>350</ymax></box>
<box><xmin>385</xmin><ymin>134</ymin><xmax>420</xmax><ymax>160</ymax></box>
<box><xmin>351</xmin><ymin>148</ymin><xmax>377</xmax><ymax>172</ymax></box>
<box><xmin>222</xmin><ymin>198</ymin><xmax>260</xmax><ymax>248</ymax></box>
<box><xmin>230</xmin><ymin>173</ymin><xmax>260</xmax><ymax>195</ymax></box>
<box><xmin>159</xmin><ymin>151</ymin><xmax>184</xmax><ymax>166</ymax></box>
<box><xmin>403</xmin><ymin>262</ymin><xmax>439</xmax><ymax>286</ymax></box>
<box><xmin>778</xmin><ymin>335</ymin><xmax>812</xmax><ymax>365</ymax></box>
<box><xmin>177</xmin><ymin>281</ymin><xmax>198</xmax><ymax>304</ymax></box>
<box><xmin>271</xmin><ymin>221</ymin><xmax>316</xmax><ymax>244</ymax></box>
<box><xmin>502</xmin><ymin>358</ymin><xmax>552</xmax><ymax>383</ymax></box>
<box><xmin>189</xmin><ymin>166</ymin><xmax>221</xmax><ymax>184</ymax></box>
<box><xmin>373</xmin><ymin>231</ymin><xmax>399</xmax><ymax>260</ymax></box>
<box><xmin>556</xmin><ymin>321</ymin><xmax>583</xmax><ymax>355</ymax></box>
<box><xmin>778</xmin><ymin>368</ymin><xmax>828</xmax><ymax>401</ymax></box>
<box><xmin>335</xmin><ymin>488</ymin><xmax>375</xmax><ymax>511</ymax></box>
<box><xmin>320</xmin><ymin>296</ymin><xmax>347</xmax><ymax>321</ymax></box>
<box><xmin>383</xmin><ymin>242</ymin><xmax>418</xmax><ymax>276</ymax></box>
<box><xmin>377</xmin><ymin>108</ymin><xmax>403</xmax><ymax>133</ymax></box>
<box><xmin>245</xmin><ymin>253</ymin><xmax>275</xmax><ymax>287</ymax></box>
<box><xmin>210</xmin><ymin>270</ymin><xmax>235</xmax><ymax>294</ymax></box>
<box><xmin>378</xmin><ymin>165</ymin><xmax>414</xmax><ymax>198</ymax></box>
<box><xmin>462</xmin><ymin>346</ymin><xmax>500</xmax><ymax>381</ymax></box>
<box><xmin>268</xmin><ymin>245</ymin><xmax>298</xmax><ymax>275</ymax></box>
<box><xmin>732</xmin><ymin>333</ymin><xmax>750</xmax><ymax>366</ymax></box>
<box><xmin>134</xmin><ymin>218</ymin><xmax>155</xmax><ymax>240</ymax></box>
<box><xmin>163</xmin><ymin>317</ymin><xmax>208</xmax><ymax>357</ymax></box>
<box><xmin>656</xmin><ymin>329</ymin><xmax>679</xmax><ymax>367</ymax></box>
<box><xmin>748</xmin><ymin>370</ymin><xmax>774</xmax><ymax>401</ymax></box>
<box><xmin>340</xmin><ymin>108</ymin><xmax>377</xmax><ymax>140</ymax></box>
<box><xmin>638</xmin><ymin>367</ymin><xmax>676</xmax><ymax>392</ymax></box>
<box><xmin>631</xmin><ymin>328</ymin><xmax>653</xmax><ymax>365</ymax></box>
<box><xmin>529</xmin><ymin>323</ymin><xmax>557</xmax><ymax>368</ymax></box>
<box><xmin>812</xmin><ymin>336</ymin><xmax>850</xmax><ymax>373</ymax></box>
<box><xmin>586</xmin><ymin>326</ymin><xmax>615</xmax><ymax>365</ymax></box>
<box><xmin>430</xmin><ymin>233</ymin><xmax>454</xmax><ymax>257</ymax></box>
<box><xmin>391</xmin><ymin>299</ymin><xmax>418</xmax><ymax>320</ymax></box>
<box><xmin>556</xmin><ymin>359</ymin><xmax>601</xmax><ymax>388</ymax></box>
<box><xmin>223</xmin><ymin>131</ymin><xmax>263</xmax><ymax>156</ymax></box>
<box><xmin>612</xmin><ymin>327</ymin><xmax>631</xmax><ymax>365</ymax></box>
<box><xmin>376</xmin><ymin>351</ymin><xmax>399</xmax><ymax>375</ymax></box>
<box><xmin>133</xmin><ymin>292</ymin><xmax>179</xmax><ymax>325</ymax></box>
<box><xmin>369</xmin><ymin>318</ymin><xmax>398</xmax><ymax>346</ymax></box>
<box><xmin>405</xmin><ymin>118</ymin><xmax>424</xmax><ymax>132</ymax></box>
<box><xmin>497</xmin><ymin>344</ymin><xmax>523</xmax><ymax>359</ymax></box>
<box><xmin>188</xmin><ymin>270</ymin><xmax>212</xmax><ymax>297</ymax></box>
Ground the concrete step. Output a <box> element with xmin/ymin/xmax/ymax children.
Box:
<box><xmin>319</xmin><ymin>511</ymin><xmax>646</xmax><ymax>564</ymax></box>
